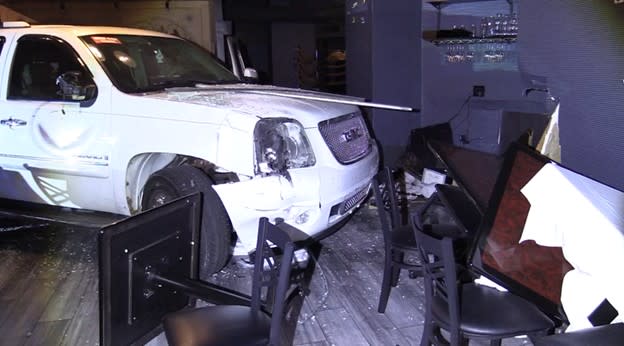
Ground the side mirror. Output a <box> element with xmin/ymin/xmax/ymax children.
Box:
<box><xmin>242</xmin><ymin>67</ymin><xmax>259</xmax><ymax>84</ymax></box>
<box><xmin>56</xmin><ymin>71</ymin><xmax>97</xmax><ymax>101</ymax></box>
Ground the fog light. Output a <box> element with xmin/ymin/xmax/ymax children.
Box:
<box><xmin>295</xmin><ymin>211</ymin><xmax>310</xmax><ymax>224</ymax></box>
<box><xmin>294</xmin><ymin>248</ymin><xmax>310</xmax><ymax>268</ymax></box>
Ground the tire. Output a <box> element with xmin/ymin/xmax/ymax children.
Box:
<box><xmin>141</xmin><ymin>165</ymin><xmax>232</xmax><ymax>277</ymax></box>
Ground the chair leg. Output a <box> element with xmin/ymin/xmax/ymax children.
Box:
<box><xmin>378</xmin><ymin>259</ymin><xmax>393</xmax><ymax>313</ymax></box>
<box><xmin>431</xmin><ymin>326</ymin><xmax>450</xmax><ymax>346</ymax></box>
<box><xmin>527</xmin><ymin>330</ymin><xmax>552</xmax><ymax>341</ymax></box>
<box><xmin>420</xmin><ymin>320</ymin><xmax>434</xmax><ymax>346</ymax></box>
<box><xmin>391</xmin><ymin>265</ymin><xmax>401</xmax><ymax>287</ymax></box>
<box><xmin>450</xmin><ymin>328</ymin><xmax>461</xmax><ymax>346</ymax></box>
<box><xmin>408</xmin><ymin>269</ymin><xmax>421</xmax><ymax>279</ymax></box>
<box><xmin>489</xmin><ymin>339</ymin><xmax>501</xmax><ymax>346</ymax></box>
<box><xmin>391</xmin><ymin>252</ymin><xmax>404</xmax><ymax>286</ymax></box>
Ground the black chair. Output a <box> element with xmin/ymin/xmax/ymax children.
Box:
<box><xmin>413</xmin><ymin>222</ymin><xmax>555</xmax><ymax>346</ymax></box>
<box><xmin>373</xmin><ymin>166</ymin><xmax>431</xmax><ymax>313</ymax></box>
<box><xmin>162</xmin><ymin>217</ymin><xmax>305</xmax><ymax>346</ymax></box>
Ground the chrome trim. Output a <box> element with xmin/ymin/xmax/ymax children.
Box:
<box><xmin>339</xmin><ymin>184</ymin><xmax>370</xmax><ymax>215</ymax></box>
<box><xmin>239</xmin><ymin>90</ymin><xmax>418</xmax><ymax>112</ymax></box>
<box><xmin>0</xmin><ymin>153</ymin><xmax>109</xmax><ymax>166</ymax></box>
<box><xmin>24</xmin><ymin>164</ymin><xmax>109</xmax><ymax>178</ymax></box>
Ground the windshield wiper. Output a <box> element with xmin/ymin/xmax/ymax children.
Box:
<box><xmin>197</xmin><ymin>80</ymin><xmax>241</xmax><ymax>85</ymax></box>
<box><xmin>129</xmin><ymin>79</ymin><xmax>241</xmax><ymax>93</ymax></box>
<box><xmin>155</xmin><ymin>79</ymin><xmax>239</xmax><ymax>88</ymax></box>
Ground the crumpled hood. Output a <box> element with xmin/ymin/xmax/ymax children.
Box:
<box><xmin>142</xmin><ymin>84</ymin><xmax>362</xmax><ymax>128</ymax></box>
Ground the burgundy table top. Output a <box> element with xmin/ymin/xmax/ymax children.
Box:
<box><xmin>427</xmin><ymin>140</ymin><xmax>503</xmax><ymax>213</ymax></box>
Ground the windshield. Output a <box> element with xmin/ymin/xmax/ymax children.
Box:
<box><xmin>81</xmin><ymin>34</ymin><xmax>239</xmax><ymax>93</ymax></box>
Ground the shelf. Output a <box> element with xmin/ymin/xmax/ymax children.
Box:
<box><xmin>427</xmin><ymin>0</ymin><xmax>515</xmax><ymax>32</ymax></box>
<box><xmin>427</xmin><ymin>0</ymin><xmax>504</xmax><ymax>11</ymax></box>
<box><xmin>428</xmin><ymin>0</ymin><xmax>509</xmax><ymax>7</ymax></box>
<box><xmin>431</xmin><ymin>36</ymin><xmax>517</xmax><ymax>45</ymax></box>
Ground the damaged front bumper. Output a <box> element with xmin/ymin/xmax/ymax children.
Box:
<box><xmin>213</xmin><ymin>144</ymin><xmax>379</xmax><ymax>253</ymax></box>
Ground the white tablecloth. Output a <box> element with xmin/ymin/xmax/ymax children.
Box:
<box><xmin>520</xmin><ymin>163</ymin><xmax>624</xmax><ymax>331</ymax></box>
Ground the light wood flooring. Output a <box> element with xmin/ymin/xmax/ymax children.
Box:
<box><xmin>0</xmin><ymin>201</ymin><xmax>534</xmax><ymax>346</ymax></box>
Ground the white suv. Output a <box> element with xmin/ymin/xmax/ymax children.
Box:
<box><xmin>0</xmin><ymin>22</ymin><xmax>379</xmax><ymax>275</ymax></box>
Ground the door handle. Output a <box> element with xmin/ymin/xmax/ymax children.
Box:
<box><xmin>0</xmin><ymin>118</ymin><xmax>27</xmax><ymax>128</ymax></box>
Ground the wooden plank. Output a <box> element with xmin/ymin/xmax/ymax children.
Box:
<box><xmin>0</xmin><ymin>278</ymin><xmax>58</xmax><ymax>341</ymax></box>
<box><xmin>39</xmin><ymin>228</ymin><xmax>98</xmax><ymax>322</ymax></box>
<box><xmin>313</xmin><ymin>307</ymin><xmax>370</xmax><ymax>346</ymax></box>
<box><xmin>0</xmin><ymin>298</ymin><xmax>15</xmax><ymax>328</ymax></box>
<box><xmin>399</xmin><ymin>325</ymin><xmax>426</xmax><ymax>346</ymax></box>
<box><xmin>304</xmin><ymin>248</ymin><xmax>347</xmax><ymax>311</ymax></box>
<box><xmin>39</xmin><ymin>267</ymin><xmax>97</xmax><ymax>322</ymax></box>
<box><xmin>334</xmin><ymin>282</ymin><xmax>414</xmax><ymax>346</ymax></box>
<box><xmin>292</xmin><ymin>299</ymin><xmax>326</xmax><ymax>344</ymax></box>
<box><xmin>0</xmin><ymin>249</ymin><xmax>20</xmax><ymax>290</ymax></box>
<box><xmin>23</xmin><ymin>319</ymin><xmax>70</xmax><ymax>346</ymax></box>
<box><xmin>293</xmin><ymin>342</ymin><xmax>331</xmax><ymax>346</ymax></box>
<box><xmin>57</xmin><ymin>273</ymin><xmax>99</xmax><ymax>346</ymax></box>
<box><xmin>0</xmin><ymin>249</ymin><xmax>42</xmax><ymax>300</ymax></box>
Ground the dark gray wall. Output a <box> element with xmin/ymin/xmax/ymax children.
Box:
<box><xmin>519</xmin><ymin>0</ymin><xmax>624</xmax><ymax>191</ymax></box>
<box><xmin>369</xmin><ymin>1</ymin><xmax>421</xmax><ymax>167</ymax></box>
<box><xmin>345</xmin><ymin>0</ymin><xmax>372</xmax><ymax>99</ymax></box>
<box><xmin>345</xmin><ymin>0</ymin><xmax>421</xmax><ymax>168</ymax></box>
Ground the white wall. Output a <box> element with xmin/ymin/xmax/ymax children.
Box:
<box><xmin>0</xmin><ymin>5</ymin><xmax>35</xmax><ymax>22</ymax></box>
<box><xmin>7</xmin><ymin>1</ymin><xmax>216</xmax><ymax>52</ymax></box>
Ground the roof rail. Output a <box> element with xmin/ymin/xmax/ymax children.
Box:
<box><xmin>1</xmin><ymin>21</ymin><xmax>31</xmax><ymax>28</ymax></box>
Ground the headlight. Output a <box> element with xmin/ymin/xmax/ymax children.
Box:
<box><xmin>254</xmin><ymin>118</ymin><xmax>316</xmax><ymax>175</ymax></box>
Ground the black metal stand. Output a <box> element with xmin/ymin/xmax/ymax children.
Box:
<box><xmin>147</xmin><ymin>272</ymin><xmax>251</xmax><ymax>307</ymax></box>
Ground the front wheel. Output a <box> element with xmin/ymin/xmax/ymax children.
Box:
<box><xmin>141</xmin><ymin>165</ymin><xmax>232</xmax><ymax>277</ymax></box>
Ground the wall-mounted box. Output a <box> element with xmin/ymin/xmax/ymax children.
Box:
<box><xmin>451</xmin><ymin>98</ymin><xmax>552</xmax><ymax>155</ymax></box>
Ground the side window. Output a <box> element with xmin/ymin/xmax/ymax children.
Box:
<box><xmin>8</xmin><ymin>35</ymin><xmax>90</xmax><ymax>101</ymax></box>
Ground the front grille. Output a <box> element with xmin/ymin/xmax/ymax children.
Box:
<box><xmin>339</xmin><ymin>185</ymin><xmax>370</xmax><ymax>215</ymax></box>
<box><xmin>318</xmin><ymin>112</ymin><xmax>372</xmax><ymax>164</ymax></box>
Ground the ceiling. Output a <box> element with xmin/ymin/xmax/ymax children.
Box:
<box><xmin>0</xmin><ymin>0</ymin><xmax>346</xmax><ymax>23</ymax></box>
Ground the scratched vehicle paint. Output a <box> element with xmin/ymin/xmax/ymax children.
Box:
<box><xmin>0</xmin><ymin>22</ymin><xmax>385</xmax><ymax>275</ymax></box>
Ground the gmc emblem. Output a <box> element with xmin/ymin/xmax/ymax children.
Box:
<box><xmin>341</xmin><ymin>127</ymin><xmax>362</xmax><ymax>142</ymax></box>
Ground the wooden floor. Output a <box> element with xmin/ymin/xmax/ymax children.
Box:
<box><xmin>0</xmin><ymin>201</ymin><xmax>534</xmax><ymax>346</ymax></box>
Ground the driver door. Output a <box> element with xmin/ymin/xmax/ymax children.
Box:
<box><xmin>0</xmin><ymin>34</ymin><xmax>114</xmax><ymax>211</ymax></box>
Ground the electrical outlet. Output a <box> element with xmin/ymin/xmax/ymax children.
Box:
<box><xmin>473</xmin><ymin>85</ymin><xmax>485</xmax><ymax>97</ymax></box>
